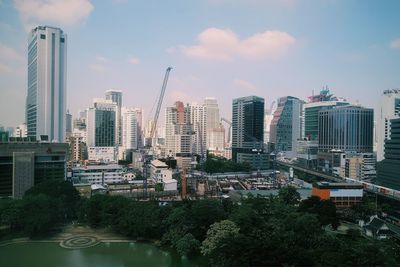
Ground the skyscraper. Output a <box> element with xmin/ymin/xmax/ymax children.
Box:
<box><xmin>232</xmin><ymin>96</ymin><xmax>266</xmax><ymax>169</ymax></box>
<box><xmin>376</xmin><ymin>89</ymin><xmax>400</xmax><ymax>161</ymax></box>
<box><xmin>165</xmin><ymin>101</ymin><xmax>193</xmax><ymax>157</ymax></box>
<box><xmin>190</xmin><ymin>103</ymin><xmax>207</xmax><ymax>156</ymax></box>
<box><xmin>377</xmin><ymin>118</ymin><xmax>400</xmax><ymax>190</ymax></box>
<box><xmin>269</xmin><ymin>96</ymin><xmax>303</xmax><ymax>155</ymax></box>
<box><xmin>122</xmin><ymin>108</ymin><xmax>142</xmax><ymax>150</ymax></box>
<box><xmin>86</xmin><ymin>99</ymin><xmax>117</xmax><ymax>147</ymax></box>
<box><xmin>26</xmin><ymin>26</ymin><xmax>67</xmax><ymax>142</ymax></box>
<box><xmin>105</xmin><ymin>89</ymin><xmax>122</xmax><ymax>146</ymax></box>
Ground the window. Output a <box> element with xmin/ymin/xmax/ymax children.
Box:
<box><xmin>60</xmin><ymin>37</ymin><xmax>65</xmax><ymax>43</ymax></box>
<box><xmin>40</xmin><ymin>34</ymin><xmax>46</xmax><ymax>39</ymax></box>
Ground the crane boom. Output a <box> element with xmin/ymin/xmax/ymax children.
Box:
<box><xmin>149</xmin><ymin>67</ymin><xmax>172</xmax><ymax>144</ymax></box>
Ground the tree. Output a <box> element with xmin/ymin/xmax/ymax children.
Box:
<box><xmin>299</xmin><ymin>196</ymin><xmax>339</xmax><ymax>229</ymax></box>
<box><xmin>278</xmin><ymin>186</ymin><xmax>301</xmax><ymax>205</ymax></box>
<box><xmin>20</xmin><ymin>194</ymin><xmax>57</xmax><ymax>237</ymax></box>
<box><xmin>175</xmin><ymin>233</ymin><xmax>201</xmax><ymax>257</ymax></box>
<box><xmin>201</xmin><ymin>220</ymin><xmax>240</xmax><ymax>255</ymax></box>
<box><xmin>25</xmin><ymin>179</ymin><xmax>81</xmax><ymax>222</ymax></box>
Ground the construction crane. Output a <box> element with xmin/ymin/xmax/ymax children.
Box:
<box><xmin>143</xmin><ymin>67</ymin><xmax>172</xmax><ymax>199</ymax></box>
<box><xmin>149</xmin><ymin>66</ymin><xmax>172</xmax><ymax>147</ymax></box>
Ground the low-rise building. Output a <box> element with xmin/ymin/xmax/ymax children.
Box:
<box><xmin>312</xmin><ymin>182</ymin><xmax>363</xmax><ymax>208</ymax></box>
<box><xmin>70</xmin><ymin>164</ymin><xmax>123</xmax><ymax>185</ymax></box>
<box><xmin>150</xmin><ymin>159</ymin><xmax>177</xmax><ymax>191</ymax></box>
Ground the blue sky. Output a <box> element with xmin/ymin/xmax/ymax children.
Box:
<box><xmin>0</xmin><ymin>0</ymin><xmax>400</xmax><ymax>127</ymax></box>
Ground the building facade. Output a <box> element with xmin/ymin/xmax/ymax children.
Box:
<box><xmin>232</xmin><ymin>96</ymin><xmax>267</xmax><ymax>169</ymax></box>
<box><xmin>376</xmin><ymin>89</ymin><xmax>400</xmax><ymax>161</ymax></box>
<box><xmin>0</xmin><ymin>141</ymin><xmax>68</xmax><ymax>198</ymax></box>
<box><xmin>165</xmin><ymin>101</ymin><xmax>193</xmax><ymax>157</ymax></box>
<box><xmin>318</xmin><ymin>106</ymin><xmax>374</xmax><ymax>153</ymax></box>
<box><xmin>269</xmin><ymin>96</ymin><xmax>303</xmax><ymax>155</ymax></box>
<box><xmin>26</xmin><ymin>26</ymin><xmax>67</xmax><ymax>142</ymax></box>
<box><xmin>377</xmin><ymin>118</ymin><xmax>400</xmax><ymax>190</ymax></box>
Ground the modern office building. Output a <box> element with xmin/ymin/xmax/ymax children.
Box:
<box><xmin>122</xmin><ymin>108</ymin><xmax>142</xmax><ymax>150</ymax></box>
<box><xmin>26</xmin><ymin>26</ymin><xmax>67</xmax><ymax>142</ymax></box>
<box><xmin>86</xmin><ymin>98</ymin><xmax>117</xmax><ymax>147</ymax></box>
<box><xmin>318</xmin><ymin>106</ymin><xmax>374</xmax><ymax>173</ymax></box>
<box><xmin>204</xmin><ymin>97</ymin><xmax>220</xmax><ymax>130</ymax></box>
<box><xmin>105</xmin><ymin>89</ymin><xmax>123</xmax><ymax>146</ymax></box>
<box><xmin>207</xmin><ymin>127</ymin><xmax>225</xmax><ymax>157</ymax></box>
<box><xmin>190</xmin><ymin>103</ymin><xmax>207</xmax><ymax>157</ymax></box>
<box><xmin>376</xmin><ymin>89</ymin><xmax>400</xmax><ymax>161</ymax></box>
<box><xmin>377</xmin><ymin>118</ymin><xmax>400</xmax><ymax>190</ymax></box>
<box><xmin>232</xmin><ymin>96</ymin><xmax>267</xmax><ymax>169</ymax></box>
<box><xmin>269</xmin><ymin>96</ymin><xmax>303</xmax><ymax>155</ymax></box>
<box><xmin>318</xmin><ymin>106</ymin><xmax>373</xmax><ymax>153</ymax></box>
<box><xmin>86</xmin><ymin>98</ymin><xmax>117</xmax><ymax>162</ymax></box>
<box><xmin>0</xmin><ymin>141</ymin><xmax>68</xmax><ymax>198</ymax></box>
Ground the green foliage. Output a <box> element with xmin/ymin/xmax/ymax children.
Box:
<box><xmin>25</xmin><ymin>179</ymin><xmax>81</xmax><ymax>222</ymax></box>
<box><xmin>201</xmin><ymin>220</ymin><xmax>240</xmax><ymax>255</ymax></box>
<box><xmin>175</xmin><ymin>233</ymin><xmax>201</xmax><ymax>257</ymax></box>
<box><xmin>197</xmin><ymin>155</ymin><xmax>252</xmax><ymax>173</ymax></box>
<box><xmin>299</xmin><ymin>196</ymin><xmax>339</xmax><ymax>229</ymax></box>
<box><xmin>155</xmin><ymin>183</ymin><xmax>163</xmax><ymax>192</ymax></box>
<box><xmin>278</xmin><ymin>186</ymin><xmax>301</xmax><ymax>205</ymax></box>
<box><xmin>20</xmin><ymin>194</ymin><xmax>57</xmax><ymax>237</ymax></box>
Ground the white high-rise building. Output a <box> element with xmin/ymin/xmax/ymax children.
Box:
<box><xmin>190</xmin><ymin>103</ymin><xmax>207</xmax><ymax>156</ymax></box>
<box><xmin>204</xmin><ymin>97</ymin><xmax>220</xmax><ymax>130</ymax></box>
<box><xmin>377</xmin><ymin>89</ymin><xmax>400</xmax><ymax>161</ymax></box>
<box><xmin>26</xmin><ymin>26</ymin><xmax>67</xmax><ymax>142</ymax></box>
<box><xmin>122</xmin><ymin>108</ymin><xmax>142</xmax><ymax>150</ymax></box>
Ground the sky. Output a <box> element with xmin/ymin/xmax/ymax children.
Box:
<box><xmin>0</xmin><ymin>0</ymin><xmax>400</xmax><ymax>128</ymax></box>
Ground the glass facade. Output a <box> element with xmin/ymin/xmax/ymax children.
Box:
<box><xmin>318</xmin><ymin>106</ymin><xmax>373</xmax><ymax>153</ymax></box>
<box><xmin>232</xmin><ymin>96</ymin><xmax>265</xmax><ymax>168</ymax></box>
<box><xmin>95</xmin><ymin>109</ymin><xmax>116</xmax><ymax>147</ymax></box>
<box><xmin>269</xmin><ymin>96</ymin><xmax>302</xmax><ymax>152</ymax></box>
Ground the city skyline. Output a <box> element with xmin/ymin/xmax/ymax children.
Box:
<box><xmin>1</xmin><ymin>0</ymin><xmax>400</xmax><ymax>128</ymax></box>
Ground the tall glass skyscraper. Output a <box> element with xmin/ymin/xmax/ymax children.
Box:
<box><xmin>26</xmin><ymin>26</ymin><xmax>67</xmax><ymax>142</ymax></box>
<box><xmin>269</xmin><ymin>96</ymin><xmax>303</xmax><ymax>154</ymax></box>
<box><xmin>232</xmin><ymin>96</ymin><xmax>266</xmax><ymax>169</ymax></box>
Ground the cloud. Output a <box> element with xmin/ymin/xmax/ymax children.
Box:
<box><xmin>13</xmin><ymin>0</ymin><xmax>94</xmax><ymax>28</ymax></box>
<box><xmin>0</xmin><ymin>43</ymin><xmax>23</xmax><ymax>61</ymax></box>
<box><xmin>0</xmin><ymin>63</ymin><xmax>12</xmax><ymax>75</ymax></box>
<box><xmin>390</xmin><ymin>38</ymin><xmax>400</xmax><ymax>49</ymax></box>
<box><xmin>233</xmin><ymin>79</ymin><xmax>257</xmax><ymax>92</ymax></box>
<box><xmin>96</xmin><ymin>56</ymin><xmax>108</xmax><ymax>63</ymax></box>
<box><xmin>128</xmin><ymin>57</ymin><xmax>140</xmax><ymax>65</ymax></box>
<box><xmin>178</xmin><ymin>28</ymin><xmax>296</xmax><ymax>61</ymax></box>
<box><xmin>89</xmin><ymin>63</ymin><xmax>106</xmax><ymax>72</ymax></box>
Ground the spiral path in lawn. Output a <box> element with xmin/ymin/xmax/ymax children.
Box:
<box><xmin>60</xmin><ymin>236</ymin><xmax>100</xmax><ymax>249</ymax></box>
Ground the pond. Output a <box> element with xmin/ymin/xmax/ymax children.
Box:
<box><xmin>0</xmin><ymin>241</ymin><xmax>206</xmax><ymax>267</ymax></box>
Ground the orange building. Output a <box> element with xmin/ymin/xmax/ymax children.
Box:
<box><xmin>312</xmin><ymin>182</ymin><xmax>363</xmax><ymax>208</ymax></box>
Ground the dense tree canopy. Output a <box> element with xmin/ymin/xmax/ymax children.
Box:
<box><xmin>1</xmin><ymin>182</ymin><xmax>399</xmax><ymax>266</ymax></box>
